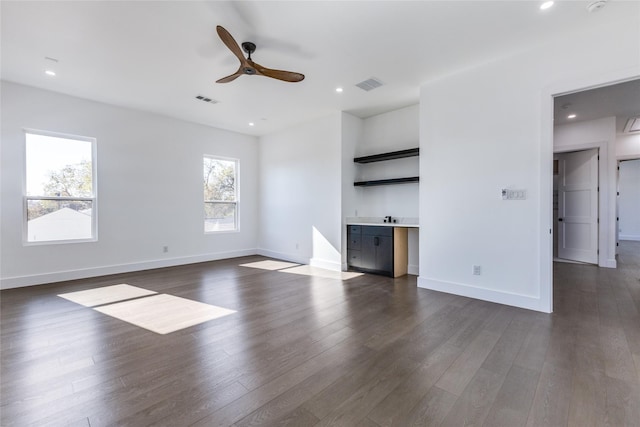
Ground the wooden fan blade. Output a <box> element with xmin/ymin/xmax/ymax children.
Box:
<box><xmin>253</xmin><ymin>62</ymin><xmax>305</xmax><ymax>82</ymax></box>
<box><xmin>216</xmin><ymin>25</ymin><xmax>247</xmax><ymax>65</ymax></box>
<box><xmin>216</xmin><ymin>68</ymin><xmax>243</xmax><ymax>83</ymax></box>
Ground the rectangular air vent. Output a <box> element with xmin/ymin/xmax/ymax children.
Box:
<box><xmin>195</xmin><ymin>95</ymin><xmax>219</xmax><ymax>104</ymax></box>
<box><xmin>623</xmin><ymin>116</ymin><xmax>640</xmax><ymax>133</ymax></box>
<box><xmin>355</xmin><ymin>77</ymin><xmax>383</xmax><ymax>92</ymax></box>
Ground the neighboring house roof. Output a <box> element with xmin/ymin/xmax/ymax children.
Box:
<box><xmin>28</xmin><ymin>207</ymin><xmax>92</xmax><ymax>241</ymax></box>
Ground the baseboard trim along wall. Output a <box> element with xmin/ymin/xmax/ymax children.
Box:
<box><xmin>407</xmin><ymin>264</ymin><xmax>419</xmax><ymax>276</ymax></box>
<box><xmin>417</xmin><ymin>276</ymin><xmax>549</xmax><ymax>313</ymax></box>
<box><xmin>255</xmin><ymin>248</ymin><xmax>310</xmax><ymax>267</ymax></box>
<box><xmin>310</xmin><ymin>257</ymin><xmax>342</xmax><ymax>271</ymax></box>
<box><xmin>0</xmin><ymin>249</ymin><xmax>257</xmax><ymax>290</ymax></box>
<box><xmin>620</xmin><ymin>235</ymin><xmax>640</xmax><ymax>241</ymax></box>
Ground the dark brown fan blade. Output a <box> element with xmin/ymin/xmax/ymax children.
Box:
<box><xmin>216</xmin><ymin>25</ymin><xmax>247</xmax><ymax>65</ymax></box>
<box><xmin>216</xmin><ymin>68</ymin><xmax>243</xmax><ymax>83</ymax></box>
<box><xmin>252</xmin><ymin>61</ymin><xmax>305</xmax><ymax>82</ymax></box>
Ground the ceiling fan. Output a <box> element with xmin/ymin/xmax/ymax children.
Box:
<box><xmin>215</xmin><ymin>25</ymin><xmax>305</xmax><ymax>84</ymax></box>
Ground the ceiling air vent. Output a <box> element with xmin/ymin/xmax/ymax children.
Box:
<box><xmin>623</xmin><ymin>116</ymin><xmax>640</xmax><ymax>133</ymax></box>
<box><xmin>355</xmin><ymin>77</ymin><xmax>383</xmax><ymax>92</ymax></box>
<box><xmin>195</xmin><ymin>95</ymin><xmax>219</xmax><ymax>104</ymax></box>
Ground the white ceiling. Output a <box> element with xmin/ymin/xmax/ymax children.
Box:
<box><xmin>2</xmin><ymin>1</ymin><xmax>637</xmax><ymax>136</ymax></box>
<box><xmin>554</xmin><ymin>78</ymin><xmax>640</xmax><ymax>132</ymax></box>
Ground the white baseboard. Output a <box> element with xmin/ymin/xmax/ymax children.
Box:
<box><xmin>601</xmin><ymin>258</ymin><xmax>617</xmax><ymax>268</ymax></box>
<box><xmin>407</xmin><ymin>264</ymin><xmax>419</xmax><ymax>276</ymax></box>
<box><xmin>0</xmin><ymin>249</ymin><xmax>257</xmax><ymax>290</ymax></box>
<box><xmin>255</xmin><ymin>248</ymin><xmax>309</xmax><ymax>266</ymax></box>
<box><xmin>417</xmin><ymin>276</ymin><xmax>549</xmax><ymax>313</ymax></box>
<box><xmin>310</xmin><ymin>257</ymin><xmax>342</xmax><ymax>272</ymax></box>
<box><xmin>620</xmin><ymin>234</ymin><xmax>640</xmax><ymax>241</ymax></box>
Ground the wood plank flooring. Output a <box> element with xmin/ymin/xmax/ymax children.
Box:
<box><xmin>1</xmin><ymin>241</ymin><xmax>639</xmax><ymax>426</ymax></box>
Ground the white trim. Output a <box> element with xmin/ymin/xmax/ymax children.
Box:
<box><xmin>0</xmin><ymin>249</ymin><xmax>257</xmax><ymax>290</ymax></box>
<box><xmin>23</xmin><ymin>127</ymin><xmax>96</xmax><ymax>143</ymax></box>
<box><xmin>417</xmin><ymin>276</ymin><xmax>548</xmax><ymax>313</ymax></box>
<box><xmin>256</xmin><ymin>248</ymin><xmax>309</xmax><ymax>266</ymax></box>
<box><xmin>407</xmin><ymin>264</ymin><xmax>419</xmax><ymax>275</ymax></box>
<box><xmin>620</xmin><ymin>235</ymin><xmax>640</xmax><ymax>241</ymax></box>
<box><xmin>617</xmin><ymin>154</ymin><xmax>640</xmax><ymax>161</ymax></box>
<box><xmin>310</xmin><ymin>257</ymin><xmax>342</xmax><ymax>271</ymax></box>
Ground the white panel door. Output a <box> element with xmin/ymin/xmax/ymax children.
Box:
<box><xmin>557</xmin><ymin>149</ymin><xmax>599</xmax><ymax>264</ymax></box>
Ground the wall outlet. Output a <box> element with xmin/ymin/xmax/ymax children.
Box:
<box><xmin>472</xmin><ymin>265</ymin><xmax>481</xmax><ymax>275</ymax></box>
<box><xmin>295</xmin><ymin>243</ymin><xmax>299</xmax><ymax>250</ymax></box>
<box><xmin>163</xmin><ymin>246</ymin><xmax>168</xmax><ymax>253</ymax></box>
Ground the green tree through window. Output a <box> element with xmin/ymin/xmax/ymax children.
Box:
<box><xmin>204</xmin><ymin>156</ymin><xmax>238</xmax><ymax>232</ymax></box>
<box><xmin>25</xmin><ymin>131</ymin><xmax>96</xmax><ymax>243</ymax></box>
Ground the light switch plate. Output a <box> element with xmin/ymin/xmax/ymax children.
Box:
<box><xmin>501</xmin><ymin>189</ymin><xmax>526</xmax><ymax>200</ymax></box>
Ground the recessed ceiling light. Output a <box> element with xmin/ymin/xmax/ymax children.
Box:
<box><xmin>45</xmin><ymin>70</ymin><xmax>56</xmax><ymax>76</ymax></box>
<box><xmin>540</xmin><ymin>1</ymin><xmax>554</xmax><ymax>10</ymax></box>
<box><xmin>336</xmin><ymin>87</ymin><xmax>343</xmax><ymax>93</ymax></box>
<box><xmin>249</xmin><ymin>122</ymin><xmax>255</xmax><ymax>127</ymax></box>
<box><xmin>567</xmin><ymin>114</ymin><xmax>577</xmax><ymax>119</ymax></box>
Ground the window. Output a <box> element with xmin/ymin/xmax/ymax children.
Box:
<box><xmin>204</xmin><ymin>156</ymin><xmax>238</xmax><ymax>232</ymax></box>
<box><xmin>24</xmin><ymin>130</ymin><xmax>96</xmax><ymax>243</ymax></box>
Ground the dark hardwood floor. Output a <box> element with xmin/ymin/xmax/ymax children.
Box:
<box><xmin>1</xmin><ymin>242</ymin><xmax>639</xmax><ymax>426</ymax></box>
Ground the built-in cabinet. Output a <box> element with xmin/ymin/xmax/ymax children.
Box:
<box><xmin>347</xmin><ymin>225</ymin><xmax>408</xmax><ymax>277</ymax></box>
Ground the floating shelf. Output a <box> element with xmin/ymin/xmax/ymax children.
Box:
<box><xmin>353</xmin><ymin>148</ymin><xmax>419</xmax><ymax>164</ymax></box>
<box><xmin>354</xmin><ymin>176</ymin><xmax>419</xmax><ymax>187</ymax></box>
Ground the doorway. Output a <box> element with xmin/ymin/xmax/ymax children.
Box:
<box><xmin>553</xmin><ymin>149</ymin><xmax>599</xmax><ymax>264</ymax></box>
<box><xmin>617</xmin><ymin>158</ymin><xmax>640</xmax><ymax>245</ymax></box>
<box><xmin>546</xmin><ymin>77</ymin><xmax>640</xmax><ymax>313</ymax></box>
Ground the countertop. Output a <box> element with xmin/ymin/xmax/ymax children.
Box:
<box><xmin>346</xmin><ymin>217</ymin><xmax>419</xmax><ymax>228</ymax></box>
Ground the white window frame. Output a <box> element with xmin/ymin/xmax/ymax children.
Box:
<box><xmin>23</xmin><ymin>128</ymin><xmax>98</xmax><ymax>245</ymax></box>
<box><xmin>203</xmin><ymin>155</ymin><xmax>239</xmax><ymax>233</ymax></box>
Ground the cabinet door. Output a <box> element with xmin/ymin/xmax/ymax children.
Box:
<box><xmin>375</xmin><ymin>235</ymin><xmax>393</xmax><ymax>274</ymax></box>
<box><xmin>361</xmin><ymin>234</ymin><xmax>377</xmax><ymax>270</ymax></box>
<box><xmin>348</xmin><ymin>233</ymin><xmax>361</xmax><ymax>251</ymax></box>
<box><xmin>361</xmin><ymin>233</ymin><xmax>393</xmax><ymax>274</ymax></box>
<box><xmin>347</xmin><ymin>250</ymin><xmax>362</xmax><ymax>268</ymax></box>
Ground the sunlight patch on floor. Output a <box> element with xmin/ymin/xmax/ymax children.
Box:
<box><xmin>280</xmin><ymin>265</ymin><xmax>363</xmax><ymax>280</ymax></box>
<box><xmin>94</xmin><ymin>294</ymin><xmax>236</xmax><ymax>335</ymax></box>
<box><xmin>59</xmin><ymin>284</ymin><xmax>235</xmax><ymax>334</ymax></box>
<box><xmin>239</xmin><ymin>260</ymin><xmax>363</xmax><ymax>280</ymax></box>
<box><xmin>239</xmin><ymin>260</ymin><xmax>301</xmax><ymax>270</ymax></box>
<box><xmin>58</xmin><ymin>284</ymin><xmax>156</xmax><ymax>307</ymax></box>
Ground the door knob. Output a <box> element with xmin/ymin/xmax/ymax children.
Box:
<box><xmin>558</xmin><ymin>218</ymin><xmax>563</xmax><ymax>222</ymax></box>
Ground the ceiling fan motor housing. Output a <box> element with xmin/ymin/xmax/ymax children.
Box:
<box><xmin>242</xmin><ymin>42</ymin><xmax>256</xmax><ymax>55</ymax></box>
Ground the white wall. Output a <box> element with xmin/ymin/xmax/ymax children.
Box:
<box><xmin>356</xmin><ymin>105</ymin><xmax>420</xmax><ymax>218</ymax></box>
<box><xmin>616</xmin><ymin>133</ymin><xmax>640</xmax><ymax>159</ymax></box>
<box><xmin>554</xmin><ymin>116</ymin><xmax>617</xmax><ymax>268</ymax></box>
<box><xmin>258</xmin><ymin>113</ymin><xmax>343</xmax><ymax>270</ymax></box>
<box><xmin>1</xmin><ymin>82</ymin><xmax>259</xmax><ymax>288</ymax></box>
<box><xmin>418</xmin><ymin>11</ymin><xmax>640</xmax><ymax>312</ymax></box>
<box><xmin>619</xmin><ymin>159</ymin><xmax>640</xmax><ymax>241</ymax></box>
<box><xmin>341</xmin><ymin>112</ymin><xmax>363</xmax><ymax>267</ymax></box>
